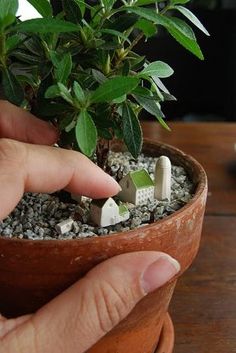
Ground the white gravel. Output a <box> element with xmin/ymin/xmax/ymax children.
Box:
<box><xmin>0</xmin><ymin>152</ymin><xmax>194</xmax><ymax>240</ymax></box>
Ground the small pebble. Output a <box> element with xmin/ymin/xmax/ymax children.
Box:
<box><xmin>0</xmin><ymin>152</ymin><xmax>193</xmax><ymax>240</ymax></box>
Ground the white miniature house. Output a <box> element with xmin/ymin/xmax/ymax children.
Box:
<box><xmin>118</xmin><ymin>169</ymin><xmax>154</xmax><ymax>205</ymax></box>
<box><xmin>90</xmin><ymin>197</ymin><xmax>129</xmax><ymax>227</ymax></box>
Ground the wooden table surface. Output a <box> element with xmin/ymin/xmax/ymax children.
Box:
<box><xmin>142</xmin><ymin>122</ymin><xmax>236</xmax><ymax>353</ymax></box>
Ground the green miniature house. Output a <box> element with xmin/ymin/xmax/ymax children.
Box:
<box><xmin>119</xmin><ymin>169</ymin><xmax>155</xmax><ymax>205</ymax></box>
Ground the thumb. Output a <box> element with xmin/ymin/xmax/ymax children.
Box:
<box><xmin>1</xmin><ymin>252</ymin><xmax>180</xmax><ymax>353</ymax></box>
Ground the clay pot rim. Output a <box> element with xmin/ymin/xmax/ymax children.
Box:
<box><xmin>0</xmin><ymin>139</ymin><xmax>207</xmax><ymax>245</ymax></box>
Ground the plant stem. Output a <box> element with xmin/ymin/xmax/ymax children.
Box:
<box><xmin>96</xmin><ymin>138</ymin><xmax>110</xmax><ymax>170</ymax></box>
<box><xmin>114</xmin><ymin>31</ymin><xmax>144</xmax><ymax>69</ymax></box>
<box><xmin>124</xmin><ymin>32</ymin><xmax>144</xmax><ymax>54</ymax></box>
<box><xmin>160</xmin><ymin>4</ymin><xmax>171</xmax><ymax>15</ymax></box>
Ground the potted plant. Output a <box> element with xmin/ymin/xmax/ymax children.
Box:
<box><xmin>0</xmin><ymin>0</ymin><xmax>208</xmax><ymax>352</ymax></box>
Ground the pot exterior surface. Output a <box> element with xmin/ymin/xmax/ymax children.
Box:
<box><xmin>0</xmin><ymin>141</ymin><xmax>207</xmax><ymax>353</ymax></box>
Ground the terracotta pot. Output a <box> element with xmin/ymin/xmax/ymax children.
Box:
<box><xmin>154</xmin><ymin>313</ymin><xmax>174</xmax><ymax>353</ymax></box>
<box><xmin>0</xmin><ymin>140</ymin><xmax>207</xmax><ymax>353</ymax></box>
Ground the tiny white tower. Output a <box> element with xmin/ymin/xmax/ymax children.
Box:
<box><xmin>154</xmin><ymin>156</ymin><xmax>171</xmax><ymax>201</ymax></box>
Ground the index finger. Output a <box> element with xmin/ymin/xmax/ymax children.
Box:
<box><xmin>0</xmin><ymin>139</ymin><xmax>120</xmax><ymax>220</ymax></box>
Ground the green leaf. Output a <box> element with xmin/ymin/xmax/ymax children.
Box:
<box><xmin>91</xmin><ymin>69</ymin><xmax>107</xmax><ymax>84</ymax></box>
<box><xmin>2</xmin><ymin>68</ymin><xmax>24</xmax><ymax>106</ymax></box>
<box><xmin>151</xmin><ymin>80</ymin><xmax>164</xmax><ymax>101</ymax></box>
<box><xmin>152</xmin><ymin>75</ymin><xmax>170</xmax><ymax>94</ymax></box>
<box><xmin>122</xmin><ymin>102</ymin><xmax>142</xmax><ymax>159</ymax></box>
<box><xmin>57</xmin><ymin>83</ymin><xmax>74</xmax><ymax>104</ymax></box>
<box><xmin>13</xmin><ymin>18</ymin><xmax>79</xmax><ymax>34</ymax></box>
<box><xmin>73</xmin><ymin>81</ymin><xmax>85</xmax><ymax>104</ymax></box>
<box><xmin>0</xmin><ymin>14</ymin><xmax>16</xmax><ymax>29</ymax></box>
<box><xmin>26</xmin><ymin>0</ymin><xmax>52</xmax><ymax>17</ymax></box>
<box><xmin>125</xmin><ymin>8</ymin><xmax>203</xmax><ymax>59</ymax></box>
<box><xmin>91</xmin><ymin>76</ymin><xmax>139</xmax><ymax>103</ymax></box>
<box><xmin>11</xmin><ymin>49</ymin><xmax>42</xmax><ymax>64</ymax></box>
<box><xmin>112</xmin><ymin>95</ymin><xmax>126</xmax><ymax>104</ymax></box>
<box><xmin>76</xmin><ymin>110</ymin><xmax>97</xmax><ymax>157</ymax></box>
<box><xmin>0</xmin><ymin>0</ymin><xmax>18</xmax><ymax>20</ymax></box>
<box><xmin>140</xmin><ymin>61</ymin><xmax>174</xmax><ymax>78</ymax></box>
<box><xmin>162</xmin><ymin>92</ymin><xmax>177</xmax><ymax>101</ymax></box>
<box><xmin>124</xmin><ymin>8</ymin><xmax>195</xmax><ymax>40</ymax></box>
<box><xmin>155</xmin><ymin>115</ymin><xmax>171</xmax><ymax>131</ymax></box>
<box><xmin>108</xmin><ymin>13</ymin><xmax>139</xmax><ymax>32</ymax></box>
<box><xmin>135</xmin><ymin>19</ymin><xmax>157</xmax><ymax>38</ymax></box>
<box><xmin>59</xmin><ymin>115</ymin><xmax>75</xmax><ymax>131</ymax></box>
<box><xmin>49</xmin><ymin>51</ymin><xmax>61</xmax><ymax>67</ymax></box>
<box><xmin>6</xmin><ymin>34</ymin><xmax>22</xmax><ymax>53</ymax></box>
<box><xmin>129</xmin><ymin>53</ymin><xmax>146</xmax><ymax>71</ymax></box>
<box><xmin>173</xmin><ymin>6</ymin><xmax>210</xmax><ymax>36</ymax></box>
<box><xmin>62</xmin><ymin>0</ymin><xmax>83</xmax><ymax>23</ymax></box>
<box><xmin>102</xmin><ymin>0</ymin><xmax>116</xmax><ymax>11</ymax></box>
<box><xmin>45</xmin><ymin>83</ymin><xmax>74</xmax><ymax>104</ymax></box>
<box><xmin>45</xmin><ymin>85</ymin><xmax>60</xmax><ymax>99</ymax></box>
<box><xmin>168</xmin><ymin>26</ymin><xmax>204</xmax><ymax>60</ymax></box>
<box><xmin>157</xmin><ymin>15</ymin><xmax>196</xmax><ymax>40</ymax></box>
<box><xmin>132</xmin><ymin>86</ymin><xmax>165</xmax><ymax>118</ymax></box>
<box><xmin>75</xmin><ymin>0</ymin><xmax>85</xmax><ymax>17</ymax></box>
<box><xmin>123</xmin><ymin>7</ymin><xmax>160</xmax><ymax>23</ymax></box>
<box><xmin>65</xmin><ymin>118</ymin><xmax>76</xmax><ymax>132</ymax></box>
<box><xmin>24</xmin><ymin>37</ymin><xmax>44</xmax><ymax>56</ymax></box>
<box><xmin>148</xmin><ymin>14</ymin><xmax>204</xmax><ymax>59</ymax></box>
<box><xmin>54</xmin><ymin>53</ymin><xmax>72</xmax><ymax>84</ymax></box>
<box><xmin>10</xmin><ymin>62</ymin><xmax>38</xmax><ymax>85</ymax></box>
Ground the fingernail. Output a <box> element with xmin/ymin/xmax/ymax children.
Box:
<box><xmin>141</xmin><ymin>255</ymin><xmax>180</xmax><ymax>294</ymax></box>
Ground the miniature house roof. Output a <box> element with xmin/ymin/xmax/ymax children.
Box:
<box><xmin>91</xmin><ymin>197</ymin><xmax>116</xmax><ymax>208</ymax></box>
<box><xmin>128</xmin><ymin>169</ymin><xmax>154</xmax><ymax>189</ymax></box>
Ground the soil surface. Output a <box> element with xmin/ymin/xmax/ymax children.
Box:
<box><xmin>0</xmin><ymin>152</ymin><xmax>193</xmax><ymax>240</ymax></box>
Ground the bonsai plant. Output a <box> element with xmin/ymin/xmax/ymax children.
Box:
<box><xmin>0</xmin><ymin>0</ymin><xmax>209</xmax><ymax>168</ymax></box>
<box><xmin>0</xmin><ymin>0</ymin><xmax>208</xmax><ymax>352</ymax></box>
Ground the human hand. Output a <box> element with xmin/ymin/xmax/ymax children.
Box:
<box><xmin>0</xmin><ymin>100</ymin><xmax>121</xmax><ymax>219</ymax></box>
<box><xmin>0</xmin><ymin>100</ymin><xmax>180</xmax><ymax>353</ymax></box>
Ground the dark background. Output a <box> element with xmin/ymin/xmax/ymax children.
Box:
<box><xmin>137</xmin><ymin>0</ymin><xmax>236</xmax><ymax>122</ymax></box>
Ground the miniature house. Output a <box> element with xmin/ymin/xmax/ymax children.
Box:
<box><xmin>118</xmin><ymin>169</ymin><xmax>154</xmax><ymax>205</ymax></box>
<box><xmin>90</xmin><ymin>197</ymin><xmax>129</xmax><ymax>227</ymax></box>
